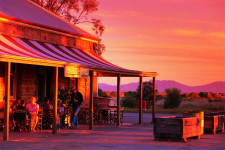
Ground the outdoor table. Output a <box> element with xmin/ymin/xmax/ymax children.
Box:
<box><xmin>12</xmin><ymin>109</ymin><xmax>29</xmax><ymax>132</ymax></box>
<box><xmin>94</xmin><ymin>106</ymin><xmax>123</xmax><ymax>125</ymax></box>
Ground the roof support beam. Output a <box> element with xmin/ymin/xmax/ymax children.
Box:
<box><xmin>3</xmin><ymin>62</ymin><xmax>10</xmax><ymax>141</ymax></box>
<box><xmin>89</xmin><ymin>70</ymin><xmax>94</xmax><ymax>130</ymax></box>
<box><xmin>117</xmin><ymin>74</ymin><xmax>121</xmax><ymax>127</ymax></box>
<box><xmin>151</xmin><ymin>77</ymin><xmax>156</xmax><ymax>124</ymax></box>
<box><xmin>139</xmin><ymin>76</ymin><xmax>143</xmax><ymax>124</ymax></box>
<box><xmin>52</xmin><ymin>66</ymin><xmax>58</xmax><ymax>134</ymax></box>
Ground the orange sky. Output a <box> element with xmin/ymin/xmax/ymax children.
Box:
<box><xmin>78</xmin><ymin>0</ymin><xmax>225</xmax><ymax>86</ymax></box>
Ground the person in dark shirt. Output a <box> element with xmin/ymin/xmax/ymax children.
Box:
<box><xmin>42</xmin><ymin>98</ymin><xmax>53</xmax><ymax>110</ymax></box>
<box><xmin>70</xmin><ymin>87</ymin><xmax>83</xmax><ymax>128</ymax></box>
<box><xmin>12</xmin><ymin>97</ymin><xmax>25</xmax><ymax>110</ymax></box>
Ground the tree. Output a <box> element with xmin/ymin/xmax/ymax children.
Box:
<box><xmin>31</xmin><ymin>0</ymin><xmax>105</xmax><ymax>55</ymax></box>
<box><xmin>58</xmin><ymin>87</ymin><xmax>73</xmax><ymax>104</ymax></box>
<box><xmin>98</xmin><ymin>88</ymin><xmax>107</xmax><ymax>97</ymax></box>
<box><xmin>199</xmin><ymin>92</ymin><xmax>208</xmax><ymax>98</ymax></box>
<box><xmin>122</xmin><ymin>91</ymin><xmax>137</xmax><ymax>108</ymax></box>
<box><xmin>125</xmin><ymin>91</ymin><xmax>137</xmax><ymax>97</ymax></box>
<box><xmin>136</xmin><ymin>81</ymin><xmax>155</xmax><ymax>109</ymax></box>
<box><xmin>164</xmin><ymin>88</ymin><xmax>182</xmax><ymax>108</ymax></box>
<box><xmin>190</xmin><ymin>92</ymin><xmax>199</xmax><ymax>98</ymax></box>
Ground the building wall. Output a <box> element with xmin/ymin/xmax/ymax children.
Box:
<box><xmin>18</xmin><ymin>65</ymin><xmax>73</xmax><ymax>104</ymax></box>
<box><xmin>18</xmin><ymin>64</ymin><xmax>38</xmax><ymax>103</ymax></box>
<box><xmin>77</xmin><ymin>76</ymin><xmax>98</xmax><ymax>107</ymax></box>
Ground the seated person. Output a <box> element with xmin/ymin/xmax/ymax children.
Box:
<box><xmin>12</xmin><ymin>97</ymin><xmax>25</xmax><ymax>110</ymax></box>
<box><xmin>41</xmin><ymin>98</ymin><xmax>53</xmax><ymax>110</ymax></box>
<box><xmin>26</xmin><ymin>97</ymin><xmax>39</xmax><ymax>132</ymax></box>
<box><xmin>57</xmin><ymin>99</ymin><xmax>65</xmax><ymax>128</ymax></box>
<box><xmin>42</xmin><ymin>98</ymin><xmax>53</xmax><ymax>129</ymax></box>
<box><xmin>12</xmin><ymin>97</ymin><xmax>26</xmax><ymax>123</ymax></box>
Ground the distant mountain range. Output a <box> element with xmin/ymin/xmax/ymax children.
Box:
<box><xmin>98</xmin><ymin>80</ymin><xmax>225</xmax><ymax>93</ymax></box>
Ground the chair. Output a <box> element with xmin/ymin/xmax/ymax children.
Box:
<box><xmin>93</xmin><ymin>106</ymin><xmax>102</xmax><ymax>124</ymax></box>
<box><xmin>42</xmin><ymin>109</ymin><xmax>53</xmax><ymax>129</ymax></box>
<box><xmin>99</xmin><ymin>104</ymin><xmax>110</xmax><ymax>124</ymax></box>
<box><xmin>12</xmin><ymin>109</ymin><xmax>29</xmax><ymax>132</ymax></box>
<box><xmin>94</xmin><ymin>105</ymin><xmax>109</xmax><ymax>124</ymax></box>
<box><xmin>109</xmin><ymin>108</ymin><xmax>117</xmax><ymax>125</ymax></box>
<box><xmin>120</xmin><ymin>107</ymin><xmax>124</xmax><ymax>124</ymax></box>
<box><xmin>78</xmin><ymin>108</ymin><xmax>89</xmax><ymax>125</ymax></box>
<box><xmin>109</xmin><ymin>107</ymin><xmax>124</xmax><ymax>125</ymax></box>
<box><xmin>36</xmin><ymin>108</ymin><xmax>43</xmax><ymax>131</ymax></box>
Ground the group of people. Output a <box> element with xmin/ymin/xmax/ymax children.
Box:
<box><xmin>56</xmin><ymin>87</ymin><xmax>83</xmax><ymax>129</ymax></box>
<box><xmin>11</xmin><ymin>96</ymin><xmax>39</xmax><ymax>132</ymax></box>
<box><xmin>11</xmin><ymin>87</ymin><xmax>83</xmax><ymax>131</ymax></box>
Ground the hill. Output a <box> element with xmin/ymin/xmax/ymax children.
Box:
<box><xmin>98</xmin><ymin>81</ymin><xmax>225</xmax><ymax>93</ymax></box>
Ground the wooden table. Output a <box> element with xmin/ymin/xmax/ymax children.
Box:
<box><xmin>94</xmin><ymin>106</ymin><xmax>124</xmax><ymax>125</ymax></box>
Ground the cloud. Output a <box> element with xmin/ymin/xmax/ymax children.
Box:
<box><xmin>164</xmin><ymin>29</ymin><xmax>202</xmax><ymax>37</ymax></box>
<box><xmin>206</xmin><ymin>32</ymin><xmax>225</xmax><ymax>39</ymax></box>
<box><xmin>159</xmin><ymin>29</ymin><xmax>225</xmax><ymax>44</ymax></box>
<box><xmin>95</xmin><ymin>10</ymin><xmax>143</xmax><ymax>18</ymax></box>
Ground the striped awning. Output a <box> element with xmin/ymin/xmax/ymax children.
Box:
<box><xmin>0</xmin><ymin>34</ymin><xmax>157</xmax><ymax>77</ymax></box>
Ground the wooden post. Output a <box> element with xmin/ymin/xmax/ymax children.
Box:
<box><xmin>152</xmin><ymin>77</ymin><xmax>156</xmax><ymax>124</ymax></box>
<box><xmin>117</xmin><ymin>74</ymin><xmax>121</xmax><ymax>126</ymax></box>
<box><xmin>139</xmin><ymin>76</ymin><xmax>143</xmax><ymax>124</ymax></box>
<box><xmin>3</xmin><ymin>62</ymin><xmax>10</xmax><ymax>141</ymax></box>
<box><xmin>52</xmin><ymin>66</ymin><xmax>58</xmax><ymax>134</ymax></box>
<box><xmin>89</xmin><ymin>70</ymin><xmax>93</xmax><ymax>130</ymax></box>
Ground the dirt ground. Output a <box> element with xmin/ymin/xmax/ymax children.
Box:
<box><xmin>0</xmin><ymin>113</ymin><xmax>224</xmax><ymax>150</ymax></box>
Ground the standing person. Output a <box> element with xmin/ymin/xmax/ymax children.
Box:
<box><xmin>57</xmin><ymin>99</ymin><xmax>65</xmax><ymax>128</ymax></box>
<box><xmin>70</xmin><ymin>87</ymin><xmax>83</xmax><ymax>128</ymax></box>
<box><xmin>26</xmin><ymin>97</ymin><xmax>39</xmax><ymax>132</ymax></box>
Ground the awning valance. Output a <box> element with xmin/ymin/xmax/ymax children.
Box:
<box><xmin>0</xmin><ymin>34</ymin><xmax>157</xmax><ymax>77</ymax></box>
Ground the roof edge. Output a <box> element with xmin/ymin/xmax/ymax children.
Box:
<box><xmin>0</xmin><ymin>14</ymin><xmax>101</xmax><ymax>42</ymax></box>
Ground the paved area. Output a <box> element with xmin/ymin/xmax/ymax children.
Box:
<box><xmin>0</xmin><ymin>113</ymin><xmax>224</xmax><ymax>150</ymax></box>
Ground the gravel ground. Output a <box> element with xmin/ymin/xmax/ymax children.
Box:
<box><xmin>0</xmin><ymin>113</ymin><xmax>224</xmax><ymax>150</ymax></box>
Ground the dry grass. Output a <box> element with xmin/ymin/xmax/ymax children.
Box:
<box><xmin>124</xmin><ymin>99</ymin><xmax>225</xmax><ymax>114</ymax></box>
<box><xmin>180</xmin><ymin>100</ymin><xmax>225</xmax><ymax>112</ymax></box>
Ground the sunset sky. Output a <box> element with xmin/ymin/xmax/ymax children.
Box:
<box><xmin>78</xmin><ymin>0</ymin><xmax>225</xmax><ymax>86</ymax></box>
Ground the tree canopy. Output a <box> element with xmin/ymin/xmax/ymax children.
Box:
<box><xmin>31</xmin><ymin>0</ymin><xmax>105</xmax><ymax>55</ymax></box>
<box><xmin>136</xmin><ymin>81</ymin><xmax>155</xmax><ymax>108</ymax></box>
<box><xmin>164</xmin><ymin>88</ymin><xmax>182</xmax><ymax>108</ymax></box>
<box><xmin>98</xmin><ymin>88</ymin><xmax>107</xmax><ymax>97</ymax></box>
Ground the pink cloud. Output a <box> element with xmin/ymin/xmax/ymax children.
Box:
<box><xmin>83</xmin><ymin>0</ymin><xmax>225</xmax><ymax>86</ymax></box>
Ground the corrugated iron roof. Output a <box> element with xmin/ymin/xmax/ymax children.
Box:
<box><xmin>0</xmin><ymin>0</ymin><xmax>99</xmax><ymax>41</ymax></box>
